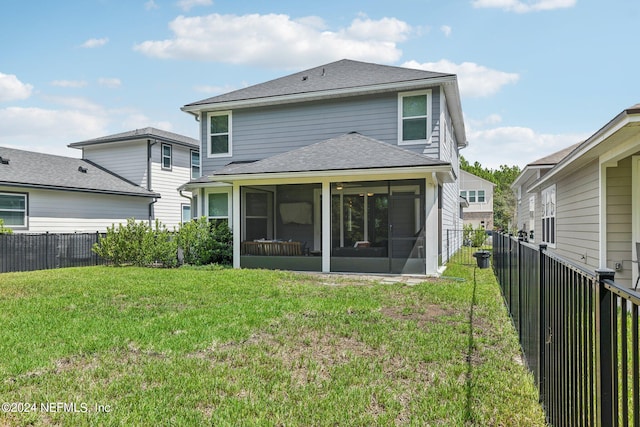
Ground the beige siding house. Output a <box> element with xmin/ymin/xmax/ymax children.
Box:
<box><xmin>513</xmin><ymin>104</ymin><xmax>640</xmax><ymax>288</ymax></box>
<box><xmin>459</xmin><ymin>170</ymin><xmax>495</xmax><ymax>229</ymax></box>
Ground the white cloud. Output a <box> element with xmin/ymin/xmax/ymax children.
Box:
<box><xmin>81</xmin><ymin>37</ymin><xmax>109</xmax><ymax>48</ymax></box>
<box><xmin>471</xmin><ymin>0</ymin><xmax>576</xmax><ymax>13</ymax></box>
<box><xmin>0</xmin><ymin>106</ymin><xmax>108</xmax><ymax>155</ymax></box>
<box><xmin>403</xmin><ymin>59</ymin><xmax>519</xmax><ymax>97</ymax></box>
<box><xmin>51</xmin><ymin>80</ymin><xmax>88</xmax><ymax>88</ymax></box>
<box><xmin>133</xmin><ymin>13</ymin><xmax>411</xmax><ymax>68</ymax></box>
<box><xmin>145</xmin><ymin>0</ymin><xmax>159</xmax><ymax>10</ymax></box>
<box><xmin>176</xmin><ymin>0</ymin><xmax>212</xmax><ymax>11</ymax></box>
<box><xmin>440</xmin><ymin>25</ymin><xmax>452</xmax><ymax>37</ymax></box>
<box><xmin>0</xmin><ymin>73</ymin><xmax>34</xmax><ymax>102</ymax></box>
<box><xmin>464</xmin><ymin>124</ymin><xmax>587</xmax><ymax>169</ymax></box>
<box><xmin>98</xmin><ymin>78</ymin><xmax>122</xmax><ymax>88</ymax></box>
<box><xmin>120</xmin><ymin>113</ymin><xmax>173</xmax><ymax>132</ymax></box>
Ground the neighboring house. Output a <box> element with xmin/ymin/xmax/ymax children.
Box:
<box><xmin>180</xmin><ymin>59</ymin><xmax>468</xmax><ymax>275</ymax></box>
<box><xmin>511</xmin><ymin>142</ymin><xmax>580</xmax><ymax>242</ymax></box>
<box><xmin>459</xmin><ymin>170</ymin><xmax>495</xmax><ymax>229</ymax></box>
<box><xmin>513</xmin><ymin>104</ymin><xmax>640</xmax><ymax>288</ymax></box>
<box><xmin>69</xmin><ymin>127</ymin><xmax>200</xmax><ymax>228</ymax></box>
<box><xmin>0</xmin><ymin>146</ymin><xmax>158</xmax><ymax>233</ymax></box>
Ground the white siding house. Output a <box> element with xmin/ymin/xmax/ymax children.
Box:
<box><xmin>69</xmin><ymin>127</ymin><xmax>199</xmax><ymax>229</ymax></box>
<box><xmin>0</xmin><ymin>147</ymin><xmax>158</xmax><ymax>233</ymax></box>
<box><xmin>459</xmin><ymin>170</ymin><xmax>495</xmax><ymax>229</ymax></box>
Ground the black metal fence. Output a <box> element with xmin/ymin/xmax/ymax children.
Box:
<box><xmin>0</xmin><ymin>232</ymin><xmax>106</xmax><ymax>273</ymax></box>
<box><xmin>494</xmin><ymin>232</ymin><xmax>640</xmax><ymax>426</ymax></box>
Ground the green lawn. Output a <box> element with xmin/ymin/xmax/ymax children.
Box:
<box><xmin>0</xmin><ymin>263</ymin><xmax>546</xmax><ymax>426</ymax></box>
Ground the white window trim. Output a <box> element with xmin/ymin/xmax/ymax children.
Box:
<box><xmin>477</xmin><ymin>190</ymin><xmax>486</xmax><ymax>203</ymax></box>
<box><xmin>541</xmin><ymin>185</ymin><xmax>556</xmax><ymax>247</ymax></box>
<box><xmin>190</xmin><ymin>150</ymin><xmax>200</xmax><ymax>180</ymax></box>
<box><xmin>181</xmin><ymin>203</ymin><xmax>191</xmax><ymax>224</ymax></box>
<box><xmin>0</xmin><ymin>192</ymin><xmax>28</xmax><ymax>229</ymax></box>
<box><xmin>207</xmin><ymin>111</ymin><xmax>233</xmax><ymax>158</ymax></box>
<box><xmin>161</xmin><ymin>143</ymin><xmax>172</xmax><ymax>170</ymax></box>
<box><xmin>397</xmin><ymin>89</ymin><xmax>432</xmax><ymax>146</ymax></box>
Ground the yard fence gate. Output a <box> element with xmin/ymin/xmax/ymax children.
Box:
<box><xmin>0</xmin><ymin>232</ymin><xmax>106</xmax><ymax>273</ymax></box>
<box><xmin>494</xmin><ymin>232</ymin><xmax>640</xmax><ymax>426</ymax></box>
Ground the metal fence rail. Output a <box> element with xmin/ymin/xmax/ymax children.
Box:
<box><xmin>493</xmin><ymin>232</ymin><xmax>640</xmax><ymax>426</ymax></box>
<box><xmin>0</xmin><ymin>232</ymin><xmax>105</xmax><ymax>273</ymax></box>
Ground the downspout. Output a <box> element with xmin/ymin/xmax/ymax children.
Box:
<box><xmin>148</xmin><ymin>139</ymin><xmax>159</xmax><ymax>225</ymax></box>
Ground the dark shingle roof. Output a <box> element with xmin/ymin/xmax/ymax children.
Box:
<box><xmin>0</xmin><ymin>146</ymin><xmax>158</xmax><ymax>197</ymax></box>
<box><xmin>184</xmin><ymin>59</ymin><xmax>454</xmax><ymax>108</ymax></box>
<box><xmin>529</xmin><ymin>142</ymin><xmax>582</xmax><ymax>166</ymax></box>
<box><xmin>68</xmin><ymin>127</ymin><xmax>198</xmax><ymax>149</ymax></box>
<box><xmin>213</xmin><ymin>132</ymin><xmax>448</xmax><ymax>176</ymax></box>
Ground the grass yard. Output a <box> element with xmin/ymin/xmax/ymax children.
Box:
<box><xmin>0</xmin><ymin>262</ymin><xmax>546</xmax><ymax>426</ymax></box>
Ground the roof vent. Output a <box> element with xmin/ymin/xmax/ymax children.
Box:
<box><xmin>301</xmin><ymin>75</ymin><xmax>308</xmax><ymax>81</ymax></box>
<box><xmin>78</xmin><ymin>166</ymin><xmax>88</xmax><ymax>173</ymax></box>
<box><xmin>0</xmin><ymin>157</ymin><xmax>9</xmax><ymax>165</ymax></box>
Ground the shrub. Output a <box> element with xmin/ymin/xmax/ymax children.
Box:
<box><xmin>463</xmin><ymin>223</ymin><xmax>487</xmax><ymax>248</ymax></box>
<box><xmin>0</xmin><ymin>219</ymin><xmax>13</xmax><ymax>234</ymax></box>
<box><xmin>93</xmin><ymin>218</ymin><xmax>178</xmax><ymax>267</ymax></box>
<box><xmin>177</xmin><ymin>217</ymin><xmax>232</xmax><ymax>266</ymax></box>
<box><xmin>93</xmin><ymin>217</ymin><xmax>233</xmax><ymax>268</ymax></box>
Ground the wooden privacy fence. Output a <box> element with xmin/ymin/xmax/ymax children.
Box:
<box><xmin>0</xmin><ymin>232</ymin><xmax>105</xmax><ymax>273</ymax></box>
<box><xmin>494</xmin><ymin>232</ymin><xmax>640</xmax><ymax>426</ymax></box>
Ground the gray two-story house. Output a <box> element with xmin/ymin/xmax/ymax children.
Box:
<box><xmin>181</xmin><ymin>59</ymin><xmax>467</xmax><ymax>275</ymax></box>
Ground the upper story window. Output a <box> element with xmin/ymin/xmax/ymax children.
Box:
<box><xmin>477</xmin><ymin>190</ymin><xmax>486</xmax><ymax>203</ymax></box>
<box><xmin>398</xmin><ymin>89</ymin><xmax>432</xmax><ymax>145</ymax></box>
<box><xmin>468</xmin><ymin>190</ymin><xmax>476</xmax><ymax>203</ymax></box>
<box><xmin>0</xmin><ymin>192</ymin><xmax>27</xmax><ymax>228</ymax></box>
<box><xmin>191</xmin><ymin>150</ymin><xmax>200</xmax><ymax>179</ymax></box>
<box><xmin>207</xmin><ymin>111</ymin><xmax>232</xmax><ymax>158</ymax></box>
<box><xmin>161</xmin><ymin>144</ymin><xmax>172</xmax><ymax>170</ymax></box>
<box><xmin>542</xmin><ymin>185</ymin><xmax>556</xmax><ymax>246</ymax></box>
<box><xmin>460</xmin><ymin>190</ymin><xmax>467</xmax><ymax>200</ymax></box>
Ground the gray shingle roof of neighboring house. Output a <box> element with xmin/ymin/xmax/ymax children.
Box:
<box><xmin>184</xmin><ymin>59</ymin><xmax>454</xmax><ymax>107</ymax></box>
<box><xmin>529</xmin><ymin>142</ymin><xmax>582</xmax><ymax>166</ymax></box>
<box><xmin>212</xmin><ymin>132</ymin><xmax>449</xmax><ymax>176</ymax></box>
<box><xmin>68</xmin><ymin>127</ymin><xmax>198</xmax><ymax>149</ymax></box>
<box><xmin>0</xmin><ymin>146</ymin><xmax>159</xmax><ymax>197</ymax></box>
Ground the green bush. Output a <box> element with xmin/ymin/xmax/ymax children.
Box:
<box><xmin>463</xmin><ymin>223</ymin><xmax>487</xmax><ymax>247</ymax></box>
<box><xmin>93</xmin><ymin>217</ymin><xmax>233</xmax><ymax>268</ymax></box>
<box><xmin>93</xmin><ymin>218</ymin><xmax>178</xmax><ymax>267</ymax></box>
<box><xmin>177</xmin><ymin>217</ymin><xmax>232</xmax><ymax>266</ymax></box>
<box><xmin>0</xmin><ymin>219</ymin><xmax>13</xmax><ymax>234</ymax></box>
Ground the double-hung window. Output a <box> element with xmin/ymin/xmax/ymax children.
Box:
<box><xmin>208</xmin><ymin>111</ymin><xmax>232</xmax><ymax>157</ymax></box>
<box><xmin>542</xmin><ymin>185</ymin><xmax>556</xmax><ymax>245</ymax></box>
<box><xmin>190</xmin><ymin>150</ymin><xmax>200</xmax><ymax>179</ymax></box>
<box><xmin>478</xmin><ymin>190</ymin><xmax>485</xmax><ymax>203</ymax></box>
<box><xmin>468</xmin><ymin>190</ymin><xmax>476</xmax><ymax>203</ymax></box>
<box><xmin>398</xmin><ymin>90</ymin><xmax>431</xmax><ymax>145</ymax></box>
<box><xmin>460</xmin><ymin>190</ymin><xmax>467</xmax><ymax>200</ymax></box>
<box><xmin>161</xmin><ymin>144</ymin><xmax>172</xmax><ymax>170</ymax></box>
<box><xmin>0</xmin><ymin>192</ymin><xmax>27</xmax><ymax>228</ymax></box>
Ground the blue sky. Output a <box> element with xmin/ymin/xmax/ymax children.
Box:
<box><xmin>1</xmin><ymin>0</ymin><xmax>638</xmax><ymax>168</ymax></box>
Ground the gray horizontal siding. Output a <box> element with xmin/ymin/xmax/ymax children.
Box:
<box><xmin>555</xmin><ymin>159</ymin><xmax>599</xmax><ymax>270</ymax></box>
<box><xmin>201</xmin><ymin>89</ymin><xmax>441</xmax><ymax>175</ymax></box>
<box><xmin>606</xmin><ymin>156</ymin><xmax>632</xmax><ymax>285</ymax></box>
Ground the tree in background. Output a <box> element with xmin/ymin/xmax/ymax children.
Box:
<box><xmin>460</xmin><ymin>156</ymin><xmax>520</xmax><ymax>231</ymax></box>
